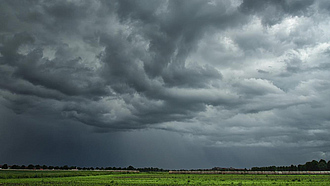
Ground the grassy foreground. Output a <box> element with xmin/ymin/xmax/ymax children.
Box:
<box><xmin>1</xmin><ymin>170</ymin><xmax>330</xmax><ymax>185</ymax></box>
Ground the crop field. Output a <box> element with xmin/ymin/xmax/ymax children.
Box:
<box><xmin>1</xmin><ymin>170</ymin><xmax>330</xmax><ymax>185</ymax></box>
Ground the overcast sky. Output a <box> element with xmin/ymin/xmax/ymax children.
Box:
<box><xmin>1</xmin><ymin>0</ymin><xmax>330</xmax><ymax>169</ymax></box>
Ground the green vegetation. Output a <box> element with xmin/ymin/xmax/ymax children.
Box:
<box><xmin>0</xmin><ymin>170</ymin><xmax>127</xmax><ymax>179</ymax></box>
<box><xmin>252</xmin><ymin>159</ymin><xmax>330</xmax><ymax>171</ymax></box>
<box><xmin>1</xmin><ymin>170</ymin><xmax>330</xmax><ymax>185</ymax></box>
<box><xmin>1</xmin><ymin>159</ymin><xmax>330</xmax><ymax>172</ymax></box>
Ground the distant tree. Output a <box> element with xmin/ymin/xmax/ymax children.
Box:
<box><xmin>249</xmin><ymin>159</ymin><xmax>330</xmax><ymax>172</ymax></box>
<box><xmin>289</xmin><ymin>165</ymin><xmax>297</xmax><ymax>171</ymax></box>
<box><xmin>127</xmin><ymin>165</ymin><xmax>135</xmax><ymax>170</ymax></box>
<box><xmin>11</xmin><ymin>165</ymin><xmax>19</xmax><ymax>169</ymax></box>
<box><xmin>318</xmin><ymin>159</ymin><xmax>327</xmax><ymax>170</ymax></box>
<box><xmin>42</xmin><ymin>165</ymin><xmax>48</xmax><ymax>169</ymax></box>
<box><xmin>306</xmin><ymin>160</ymin><xmax>319</xmax><ymax>171</ymax></box>
<box><xmin>298</xmin><ymin>164</ymin><xmax>306</xmax><ymax>171</ymax></box>
<box><xmin>2</xmin><ymin>164</ymin><xmax>8</xmax><ymax>169</ymax></box>
<box><xmin>21</xmin><ymin>165</ymin><xmax>26</xmax><ymax>169</ymax></box>
<box><xmin>27</xmin><ymin>164</ymin><xmax>34</xmax><ymax>169</ymax></box>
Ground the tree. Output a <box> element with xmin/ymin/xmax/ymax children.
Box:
<box><xmin>318</xmin><ymin>159</ymin><xmax>327</xmax><ymax>170</ymax></box>
<box><xmin>2</xmin><ymin>164</ymin><xmax>8</xmax><ymax>169</ymax></box>
<box><xmin>306</xmin><ymin>160</ymin><xmax>319</xmax><ymax>171</ymax></box>
<box><xmin>298</xmin><ymin>164</ymin><xmax>306</xmax><ymax>171</ymax></box>
<box><xmin>327</xmin><ymin>161</ymin><xmax>330</xmax><ymax>171</ymax></box>
<box><xmin>11</xmin><ymin>165</ymin><xmax>19</xmax><ymax>169</ymax></box>
<box><xmin>289</xmin><ymin>165</ymin><xmax>297</xmax><ymax>171</ymax></box>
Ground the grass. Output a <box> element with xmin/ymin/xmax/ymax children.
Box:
<box><xmin>1</xmin><ymin>170</ymin><xmax>330</xmax><ymax>185</ymax></box>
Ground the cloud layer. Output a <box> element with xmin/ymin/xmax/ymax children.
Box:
<box><xmin>1</xmin><ymin>0</ymin><xmax>330</xmax><ymax>168</ymax></box>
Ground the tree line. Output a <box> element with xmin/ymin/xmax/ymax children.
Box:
<box><xmin>0</xmin><ymin>164</ymin><xmax>165</xmax><ymax>172</ymax></box>
<box><xmin>251</xmin><ymin>159</ymin><xmax>330</xmax><ymax>171</ymax></box>
<box><xmin>1</xmin><ymin>159</ymin><xmax>330</xmax><ymax>171</ymax></box>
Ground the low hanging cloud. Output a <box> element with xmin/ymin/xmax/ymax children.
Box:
<box><xmin>1</xmin><ymin>0</ymin><xmax>330</xmax><ymax>158</ymax></box>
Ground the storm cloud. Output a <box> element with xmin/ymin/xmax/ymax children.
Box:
<box><xmin>1</xmin><ymin>0</ymin><xmax>330</xmax><ymax>169</ymax></box>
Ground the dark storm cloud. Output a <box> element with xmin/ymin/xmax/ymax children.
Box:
<box><xmin>239</xmin><ymin>0</ymin><xmax>315</xmax><ymax>26</ymax></box>
<box><xmin>113</xmin><ymin>0</ymin><xmax>246</xmax><ymax>79</ymax></box>
<box><xmin>1</xmin><ymin>0</ymin><xmax>330</xmax><ymax>168</ymax></box>
<box><xmin>2</xmin><ymin>0</ymin><xmax>241</xmax><ymax>129</ymax></box>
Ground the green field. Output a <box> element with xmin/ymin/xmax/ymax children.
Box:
<box><xmin>1</xmin><ymin>170</ymin><xmax>330</xmax><ymax>185</ymax></box>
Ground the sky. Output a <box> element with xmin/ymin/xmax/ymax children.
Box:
<box><xmin>1</xmin><ymin>0</ymin><xmax>330</xmax><ymax>169</ymax></box>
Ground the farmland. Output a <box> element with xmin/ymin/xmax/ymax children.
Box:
<box><xmin>1</xmin><ymin>170</ymin><xmax>330</xmax><ymax>185</ymax></box>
